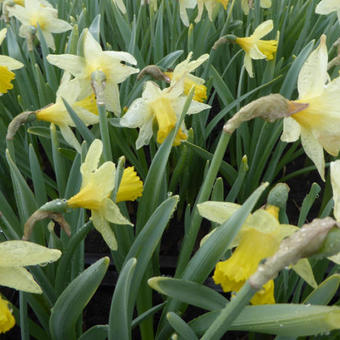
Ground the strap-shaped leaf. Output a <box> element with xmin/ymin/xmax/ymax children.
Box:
<box><xmin>49</xmin><ymin>257</ymin><xmax>110</xmax><ymax>340</ymax></box>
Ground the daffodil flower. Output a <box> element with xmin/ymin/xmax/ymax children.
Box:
<box><xmin>120</xmin><ymin>80</ymin><xmax>211</xmax><ymax>149</ymax></box>
<box><xmin>195</xmin><ymin>0</ymin><xmax>229</xmax><ymax>23</ymax></box>
<box><xmin>178</xmin><ymin>0</ymin><xmax>196</xmax><ymax>27</ymax></box>
<box><xmin>8</xmin><ymin>0</ymin><xmax>72</xmax><ymax>51</ymax></box>
<box><xmin>164</xmin><ymin>52</ymin><xmax>209</xmax><ymax>102</ymax></box>
<box><xmin>198</xmin><ymin>202</ymin><xmax>317</xmax><ymax>304</ymax></box>
<box><xmin>0</xmin><ymin>295</ymin><xmax>15</xmax><ymax>334</ymax></box>
<box><xmin>0</xmin><ymin>240</ymin><xmax>61</xmax><ymax>293</ymax></box>
<box><xmin>35</xmin><ymin>80</ymin><xmax>99</xmax><ymax>152</ymax></box>
<box><xmin>241</xmin><ymin>0</ymin><xmax>271</xmax><ymax>14</ymax></box>
<box><xmin>47</xmin><ymin>29</ymin><xmax>139</xmax><ymax>115</ymax></box>
<box><xmin>67</xmin><ymin>139</ymin><xmax>143</xmax><ymax>250</ymax></box>
<box><xmin>316</xmin><ymin>0</ymin><xmax>340</xmax><ymax>21</ymax></box>
<box><xmin>281</xmin><ymin>35</ymin><xmax>340</xmax><ymax>180</ymax></box>
<box><xmin>235</xmin><ymin>20</ymin><xmax>277</xmax><ymax>78</ymax></box>
<box><xmin>0</xmin><ymin>28</ymin><xmax>24</xmax><ymax>93</ymax></box>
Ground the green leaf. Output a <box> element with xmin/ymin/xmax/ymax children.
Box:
<box><xmin>148</xmin><ymin>277</ymin><xmax>227</xmax><ymax>311</ymax></box>
<box><xmin>108</xmin><ymin>258</ymin><xmax>137</xmax><ymax>340</ymax></box>
<box><xmin>79</xmin><ymin>325</ymin><xmax>108</xmax><ymax>340</ymax></box>
<box><xmin>187</xmin><ymin>304</ymin><xmax>340</xmax><ymax>337</ymax></box>
<box><xmin>157</xmin><ymin>50</ymin><xmax>184</xmax><ymax>68</ymax></box>
<box><xmin>167</xmin><ymin>312</ymin><xmax>198</xmax><ymax>340</ymax></box>
<box><xmin>49</xmin><ymin>257</ymin><xmax>110</xmax><ymax>340</ymax></box>
<box><xmin>5</xmin><ymin>149</ymin><xmax>38</xmax><ymax>224</ymax></box>
<box><xmin>304</xmin><ymin>274</ymin><xmax>340</xmax><ymax>305</ymax></box>
<box><xmin>125</xmin><ymin>196</ymin><xmax>179</xmax><ymax>301</ymax></box>
<box><xmin>280</xmin><ymin>40</ymin><xmax>315</xmax><ymax>99</ymax></box>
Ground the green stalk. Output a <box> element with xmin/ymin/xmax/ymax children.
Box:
<box><xmin>175</xmin><ymin>131</ymin><xmax>231</xmax><ymax>276</ymax></box>
<box><xmin>20</xmin><ymin>292</ymin><xmax>30</xmax><ymax>340</ymax></box>
<box><xmin>97</xmin><ymin>103</ymin><xmax>112</xmax><ymax>162</ymax></box>
<box><xmin>201</xmin><ymin>282</ymin><xmax>257</xmax><ymax>340</ymax></box>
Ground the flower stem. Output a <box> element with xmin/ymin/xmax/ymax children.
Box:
<box><xmin>201</xmin><ymin>282</ymin><xmax>257</xmax><ymax>340</ymax></box>
<box><xmin>98</xmin><ymin>102</ymin><xmax>112</xmax><ymax>162</ymax></box>
<box><xmin>175</xmin><ymin>131</ymin><xmax>231</xmax><ymax>276</ymax></box>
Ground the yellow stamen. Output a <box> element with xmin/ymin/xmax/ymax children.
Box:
<box><xmin>0</xmin><ymin>65</ymin><xmax>15</xmax><ymax>94</ymax></box>
<box><xmin>0</xmin><ymin>296</ymin><xmax>15</xmax><ymax>334</ymax></box>
<box><xmin>116</xmin><ymin>167</ymin><xmax>143</xmax><ymax>203</ymax></box>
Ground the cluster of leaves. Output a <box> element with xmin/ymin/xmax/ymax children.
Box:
<box><xmin>1</xmin><ymin>0</ymin><xmax>340</xmax><ymax>339</ymax></box>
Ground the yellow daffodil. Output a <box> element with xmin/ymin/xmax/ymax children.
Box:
<box><xmin>195</xmin><ymin>0</ymin><xmax>229</xmax><ymax>22</ymax></box>
<box><xmin>67</xmin><ymin>139</ymin><xmax>143</xmax><ymax>250</ymax></box>
<box><xmin>198</xmin><ymin>202</ymin><xmax>317</xmax><ymax>304</ymax></box>
<box><xmin>0</xmin><ymin>28</ymin><xmax>24</xmax><ymax>93</ymax></box>
<box><xmin>235</xmin><ymin>20</ymin><xmax>277</xmax><ymax>78</ymax></box>
<box><xmin>120</xmin><ymin>80</ymin><xmax>211</xmax><ymax>149</ymax></box>
<box><xmin>241</xmin><ymin>0</ymin><xmax>271</xmax><ymax>14</ymax></box>
<box><xmin>164</xmin><ymin>52</ymin><xmax>209</xmax><ymax>102</ymax></box>
<box><xmin>316</xmin><ymin>0</ymin><xmax>340</xmax><ymax>21</ymax></box>
<box><xmin>0</xmin><ymin>240</ymin><xmax>61</xmax><ymax>293</ymax></box>
<box><xmin>35</xmin><ymin>80</ymin><xmax>99</xmax><ymax>152</ymax></box>
<box><xmin>178</xmin><ymin>0</ymin><xmax>196</xmax><ymax>27</ymax></box>
<box><xmin>8</xmin><ymin>0</ymin><xmax>72</xmax><ymax>51</ymax></box>
<box><xmin>47</xmin><ymin>29</ymin><xmax>139</xmax><ymax>115</ymax></box>
<box><xmin>0</xmin><ymin>295</ymin><xmax>15</xmax><ymax>334</ymax></box>
<box><xmin>281</xmin><ymin>35</ymin><xmax>340</xmax><ymax>180</ymax></box>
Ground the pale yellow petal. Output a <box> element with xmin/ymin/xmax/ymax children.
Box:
<box><xmin>84</xmin><ymin>29</ymin><xmax>103</xmax><ymax>61</ymax></box>
<box><xmin>47</xmin><ymin>54</ymin><xmax>84</xmax><ymax>77</ymax></box>
<box><xmin>0</xmin><ymin>267</ymin><xmax>42</xmax><ymax>293</ymax></box>
<box><xmin>331</xmin><ymin>160</ymin><xmax>340</xmax><ymax>221</ymax></box>
<box><xmin>80</xmin><ymin>139</ymin><xmax>103</xmax><ymax>179</ymax></box>
<box><xmin>300</xmin><ymin>127</ymin><xmax>325</xmax><ymax>180</ymax></box>
<box><xmin>281</xmin><ymin>117</ymin><xmax>301</xmax><ymax>142</ymax></box>
<box><xmin>0</xmin><ymin>55</ymin><xmax>24</xmax><ymax>71</ymax></box>
<box><xmin>298</xmin><ymin>35</ymin><xmax>328</xmax><ymax>100</ymax></box>
<box><xmin>59</xmin><ymin>125</ymin><xmax>81</xmax><ymax>153</ymax></box>
<box><xmin>316</xmin><ymin>0</ymin><xmax>340</xmax><ymax>16</ymax></box>
<box><xmin>244</xmin><ymin>53</ymin><xmax>254</xmax><ymax>78</ymax></box>
<box><xmin>102</xmin><ymin>198</ymin><xmax>133</xmax><ymax>225</ymax></box>
<box><xmin>328</xmin><ymin>252</ymin><xmax>340</xmax><ymax>264</ymax></box>
<box><xmin>46</xmin><ymin>18</ymin><xmax>72</xmax><ymax>33</ymax></box>
<box><xmin>91</xmin><ymin>210</ymin><xmax>118</xmax><ymax>250</ymax></box>
<box><xmin>104</xmin><ymin>82</ymin><xmax>121</xmax><ymax>116</ymax></box>
<box><xmin>197</xmin><ymin>201</ymin><xmax>243</xmax><ymax>224</ymax></box>
<box><xmin>252</xmin><ymin>20</ymin><xmax>273</xmax><ymax>40</ymax></box>
<box><xmin>0</xmin><ymin>28</ymin><xmax>7</xmax><ymax>46</ymax></box>
<box><xmin>0</xmin><ymin>240</ymin><xmax>61</xmax><ymax>267</ymax></box>
<box><xmin>292</xmin><ymin>258</ymin><xmax>318</xmax><ymax>288</ymax></box>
